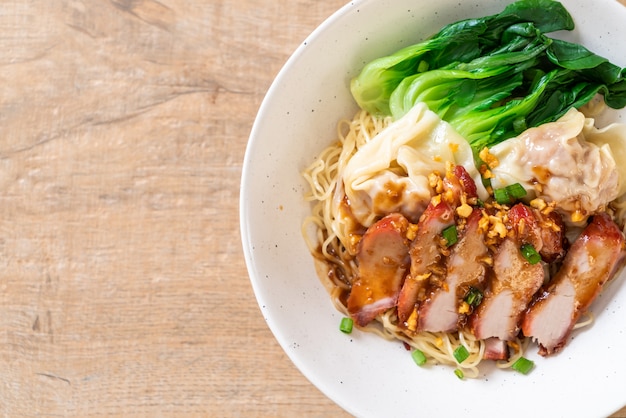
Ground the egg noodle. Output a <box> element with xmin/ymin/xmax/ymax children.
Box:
<box><xmin>301</xmin><ymin>110</ymin><xmax>541</xmax><ymax>377</ymax></box>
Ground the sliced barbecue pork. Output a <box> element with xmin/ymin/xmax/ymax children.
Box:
<box><xmin>483</xmin><ymin>337</ymin><xmax>509</xmax><ymax>361</ymax></box>
<box><xmin>470</xmin><ymin>237</ymin><xmax>545</xmax><ymax>341</ymax></box>
<box><xmin>418</xmin><ymin>209</ymin><xmax>488</xmax><ymax>332</ymax></box>
<box><xmin>508</xmin><ymin>203</ymin><xmax>567</xmax><ymax>263</ymax></box>
<box><xmin>397</xmin><ymin>165</ymin><xmax>478</xmax><ymax>324</ymax></box>
<box><xmin>521</xmin><ymin>213</ymin><xmax>625</xmax><ymax>355</ymax></box>
<box><xmin>452</xmin><ymin>165</ymin><xmax>478</xmax><ymax>200</ymax></box>
<box><xmin>396</xmin><ymin>200</ymin><xmax>454</xmax><ymax>323</ymax></box>
<box><xmin>347</xmin><ymin>213</ymin><xmax>411</xmax><ymax>327</ymax></box>
<box><xmin>535</xmin><ymin>209</ymin><xmax>567</xmax><ymax>263</ymax></box>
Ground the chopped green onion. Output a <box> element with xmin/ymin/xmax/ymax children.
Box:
<box><xmin>506</xmin><ymin>183</ymin><xmax>527</xmax><ymax>199</ymax></box>
<box><xmin>520</xmin><ymin>243</ymin><xmax>541</xmax><ymax>265</ymax></box>
<box><xmin>493</xmin><ymin>183</ymin><xmax>527</xmax><ymax>204</ymax></box>
<box><xmin>454</xmin><ymin>368</ymin><xmax>464</xmax><ymax>379</ymax></box>
<box><xmin>464</xmin><ymin>287</ymin><xmax>483</xmax><ymax>308</ymax></box>
<box><xmin>339</xmin><ymin>317</ymin><xmax>353</xmax><ymax>334</ymax></box>
<box><xmin>442</xmin><ymin>225</ymin><xmax>458</xmax><ymax>247</ymax></box>
<box><xmin>411</xmin><ymin>349</ymin><xmax>427</xmax><ymax>366</ymax></box>
<box><xmin>453</xmin><ymin>345</ymin><xmax>470</xmax><ymax>364</ymax></box>
<box><xmin>511</xmin><ymin>357</ymin><xmax>534</xmax><ymax>375</ymax></box>
<box><xmin>493</xmin><ymin>187</ymin><xmax>511</xmax><ymax>204</ymax></box>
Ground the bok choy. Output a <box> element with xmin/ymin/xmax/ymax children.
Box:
<box><xmin>350</xmin><ymin>0</ymin><xmax>626</xmax><ymax>152</ymax></box>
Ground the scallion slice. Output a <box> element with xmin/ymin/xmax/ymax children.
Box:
<box><xmin>493</xmin><ymin>187</ymin><xmax>511</xmax><ymax>204</ymax></box>
<box><xmin>442</xmin><ymin>225</ymin><xmax>458</xmax><ymax>247</ymax></box>
<box><xmin>464</xmin><ymin>287</ymin><xmax>483</xmax><ymax>307</ymax></box>
<box><xmin>454</xmin><ymin>368</ymin><xmax>464</xmax><ymax>379</ymax></box>
<box><xmin>493</xmin><ymin>183</ymin><xmax>527</xmax><ymax>204</ymax></box>
<box><xmin>506</xmin><ymin>183</ymin><xmax>527</xmax><ymax>199</ymax></box>
<box><xmin>339</xmin><ymin>317</ymin><xmax>353</xmax><ymax>334</ymax></box>
<box><xmin>520</xmin><ymin>243</ymin><xmax>541</xmax><ymax>265</ymax></box>
<box><xmin>511</xmin><ymin>356</ymin><xmax>534</xmax><ymax>374</ymax></box>
<box><xmin>453</xmin><ymin>345</ymin><xmax>470</xmax><ymax>363</ymax></box>
<box><xmin>411</xmin><ymin>349</ymin><xmax>427</xmax><ymax>366</ymax></box>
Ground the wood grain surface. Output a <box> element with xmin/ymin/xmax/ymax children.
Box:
<box><xmin>0</xmin><ymin>0</ymin><xmax>624</xmax><ymax>417</ymax></box>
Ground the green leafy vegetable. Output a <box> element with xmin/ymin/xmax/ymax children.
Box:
<box><xmin>351</xmin><ymin>0</ymin><xmax>574</xmax><ymax>116</ymax></box>
<box><xmin>350</xmin><ymin>0</ymin><xmax>626</xmax><ymax>152</ymax></box>
<box><xmin>546</xmin><ymin>38</ymin><xmax>607</xmax><ymax>70</ymax></box>
<box><xmin>495</xmin><ymin>0</ymin><xmax>574</xmax><ymax>33</ymax></box>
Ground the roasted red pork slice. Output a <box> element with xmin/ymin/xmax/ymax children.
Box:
<box><xmin>347</xmin><ymin>213</ymin><xmax>411</xmax><ymax>327</ymax></box>
<box><xmin>396</xmin><ymin>200</ymin><xmax>455</xmax><ymax>323</ymax></box>
<box><xmin>535</xmin><ymin>209</ymin><xmax>567</xmax><ymax>263</ymax></box>
<box><xmin>470</xmin><ymin>237</ymin><xmax>545</xmax><ymax>342</ymax></box>
<box><xmin>521</xmin><ymin>213</ymin><xmax>625</xmax><ymax>355</ymax></box>
<box><xmin>508</xmin><ymin>203</ymin><xmax>567</xmax><ymax>263</ymax></box>
<box><xmin>418</xmin><ymin>209</ymin><xmax>488</xmax><ymax>333</ymax></box>
<box><xmin>452</xmin><ymin>165</ymin><xmax>478</xmax><ymax>199</ymax></box>
<box><xmin>483</xmin><ymin>337</ymin><xmax>509</xmax><ymax>361</ymax></box>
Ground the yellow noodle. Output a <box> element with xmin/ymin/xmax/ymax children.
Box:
<box><xmin>573</xmin><ymin>311</ymin><xmax>594</xmax><ymax>330</ymax></box>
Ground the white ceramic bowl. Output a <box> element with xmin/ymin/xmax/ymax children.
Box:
<box><xmin>240</xmin><ymin>0</ymin><xmax>626</xmax><ymax>416</ymax></box>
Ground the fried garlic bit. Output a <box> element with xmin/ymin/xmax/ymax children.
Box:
<box><xmin>406</xmin><ymin>223</ymin><xmax>419</xmax><ymax>241</ymax></box>
<box><xmin>430</xmin><ymin>194</ymin><xmax>442</xmax><ymax>206</ymax></box>
<box><xmin>530</xmin><ymin>197</ymin><xmax>557</xmax><ymax>217</ymax></box>
<box><xmin>406</xmin><ymin>307</ymin><xmax>418</xmax><ymax>332</ymax></box>
<box><xmin>478</xmin><ymin>209</ymin><xmax>509</xmax><ymax>248</ymax></box>
<box><xmin>529</xmin><ymin>197</ymin><xmax>547</xmax><ymax>211</ymax></box>
<box><xmin>489</xmin><ymin>215</ymin><xmax>508</xmax><ymax>239</ymax></box>
<box><xmin>480</xmin><ymin>165</ymin><xmax>495</xmax><ymax>179</ymax></box>
<box><xmin>428</xmin><ymin>171</ymin><xmax>444</xmax><ymax>193</ymax></box>
<box><xmin>479</xmin><ymin>147</ymin><xmax>499</xmax><ymax>169</ymax></box>
<box><xmin>456</xmin><ymin>202</ymin><xmax>473</xmax><ymax>218</ymax></box>
<box><xmin>570</xmin><ymin>200</ymin><xmax>587</xmax><ymax>223</ymax></box>
<box><xmin>458</xmin><ymin>301</ymin><xmax>471</xmax><ymax>315</ymax></box>
<box><xmin>479</xmin><ymin>147</ymin><xmax>499</xmax><ymax>179</ymax></box>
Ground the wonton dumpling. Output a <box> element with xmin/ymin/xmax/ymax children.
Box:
<box><xmin>583</xmin><ymin>118</ymin><xmax>626</xmax><ymax>197</ymax></box>
<box><xmin>341</xmin><ymin>102</ymin><xmax>487</xmax><ymax>226</ymax></box>
<box><xmin>490</xmin><ymin>108</ymin><xmax>624</xmax><ymax>225</ymax></box>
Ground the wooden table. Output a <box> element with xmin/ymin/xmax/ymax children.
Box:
<box><xmin>0</xmin><ymin>0</ymin><xmax>624</xmax><ymax>416</ymax></box>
